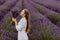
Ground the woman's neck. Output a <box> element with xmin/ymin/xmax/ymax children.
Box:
<box><xmin>22</xmin><ymin>16</ymin><xmax>25</xmax><ymax>18</ymax></box>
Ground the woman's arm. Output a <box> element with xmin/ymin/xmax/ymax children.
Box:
<box><xmin>12</xmin><ymin>18</ymin><xmax>26</xmax><ymax>31</ymax></box>
<box><xmin>12</xmin><ymin>17</ymin><xmax>20</xmax><ymax>31</ymax></box>
<box><xmin>15</xmin><ymin>19</ymin><xmax>26</xmax><ymax>31</ymax></box>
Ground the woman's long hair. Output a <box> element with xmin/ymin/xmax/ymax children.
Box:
<box><xmin>23</xmin><ymin>9</ymin><xmax>30</xmax><ymax>34</ymax></box>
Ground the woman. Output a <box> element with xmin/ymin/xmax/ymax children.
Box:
<box><xmin>12</xmin><ymin>9</ymin><xmax>30</xmax><ymax>40</ymax></box>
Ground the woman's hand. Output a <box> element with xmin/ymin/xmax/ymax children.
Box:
<box><xmin>12</xmin><ymin>17</ymin><xmax>16</xmax><ymax>22</ymax></box>
<box><xmin>12</xmin><ymin>17</ymin><xmax>17</xmax><ymax>24</ymax></box>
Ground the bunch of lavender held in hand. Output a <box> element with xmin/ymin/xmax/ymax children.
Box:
<box><xmin>11</xmin><ymin>11</ymin><xmax>19</xmax><ymax>25</ymax></box>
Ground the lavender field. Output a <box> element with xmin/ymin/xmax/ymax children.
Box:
<box><xmin>0</xmin><ymin>0</ymin><xmax>60</xmax><ymax>40</ymax></box>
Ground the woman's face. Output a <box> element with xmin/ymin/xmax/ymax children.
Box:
<box><xmin>20</xmin><ymin>10</ymin><xmax>25</xmax><ymax>17</ymax></box>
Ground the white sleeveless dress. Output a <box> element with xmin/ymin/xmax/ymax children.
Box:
<box><xmin>15</xmin><ymin>17</ymin><xmax>28</xmax><ymax>40</ymax></box>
